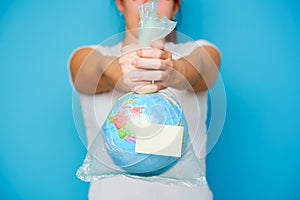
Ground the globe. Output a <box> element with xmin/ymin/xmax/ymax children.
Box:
<box><xmin>102</xmin><ymin>92</ymin><xmax>189</xmax><ymax>175</ymax></box>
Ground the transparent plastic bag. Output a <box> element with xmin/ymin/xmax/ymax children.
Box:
<box><xmin>77</xmin><ymin>92</ymin><xmax>207</xmax><ymax>187</ymax></box>
<box><xmin>138</xmin><ymin>0</ymin><xmax>177</xmax><ymax>46</ymax></box>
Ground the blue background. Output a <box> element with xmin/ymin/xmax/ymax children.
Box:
<box><xmin>0</xmin><ymin>0</ymin><xmax>299</xmax><ymax>199</ymax></box>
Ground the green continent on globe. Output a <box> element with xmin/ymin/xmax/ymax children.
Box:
<box><xmin>108</xmin><ymin>105</ymin><xmax>145</xmax><ymax>143</ymax></box>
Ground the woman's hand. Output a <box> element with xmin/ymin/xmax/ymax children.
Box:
<box><xmin>119</xmin><ymin>40</ymin><xmax>177</xmax><ymax>94</ymax></box>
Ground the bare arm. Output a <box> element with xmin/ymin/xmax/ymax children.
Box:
<box><xmin>173</xmin><ymin>45</ymin><xmax>221</xmax><ymax>92</ymax></box>
<box><xmin>69</xmin><ymin>48</ymin><xmax>129</xmax><ymax>94</ymax></box>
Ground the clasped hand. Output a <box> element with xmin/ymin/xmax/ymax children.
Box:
<box><xmin>119</xmin><ymin>40</ymin><xmax>175</xmax><ymax>94</ymax></box>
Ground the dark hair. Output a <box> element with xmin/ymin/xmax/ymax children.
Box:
<box><xmin>166</xmin><ymin>0</ymin><xmax>181</xmax><ymax>43</ymax></box>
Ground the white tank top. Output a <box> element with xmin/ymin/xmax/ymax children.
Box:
<box><xmin>78</xmin><ymin>40</ymin><xmax>215</xmax><ymax>200</ymax></box>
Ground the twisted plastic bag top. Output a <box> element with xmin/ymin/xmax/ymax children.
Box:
<box><xmin>138</xmin><ymin>0</ymin><xmax>177</xmax><ymax>46</ymax></box>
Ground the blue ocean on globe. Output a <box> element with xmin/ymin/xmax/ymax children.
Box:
<box><xmin>102</xmin><ymin>92</ymin><xmax>189</xmax><ymax>175</ymax></box>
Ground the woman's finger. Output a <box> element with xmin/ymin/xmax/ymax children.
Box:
<box><xmin>120</xmin><ymin>63</ymin><xmax>135</xmax><ymax>74</ymax></box>
<box><xmin>134</xmin><ymin>58</ymin><xmax>162</xmax><ymax>69</ymax></box>
<box><xmin>119</xmin><ymin>52</ymin><xmax>138</xmax><ymax>65</ymax></box>
<box><xmin>160</xmin><ymin>49</ymin><xmax>172</xmax><ymax>60</ymax></box>
<box><xmin>123</xmin><ymin>74</ymin><xmax>149</xmax><ymax>89</ymax></box>
<box><xmin>137</xmin><ymin>47</ymin><xmax>171</xmax><ymax>60</ymax></box>
<box><xmin>134</xmin><ymin>57</ymin><xmax>173</xmax><ymax>70</ymax></box>
<box><xmin>150</xmin><ymin>39</ymin><xmax>164</xmax><ymax>50</ymax></box>
<box><xmin>134</xmin><ymin>84</ymin><xmax>158</xmax><ymax>94</ymax></box>
<box><xmin>129</xmin><ymin>70</ymin><xmax>166</xmax><ymax>82</ymax></box>
<box><xmin>138</xmin><ymin>47</ymin><xmax>162</xmax><ymax>58</ymax></box>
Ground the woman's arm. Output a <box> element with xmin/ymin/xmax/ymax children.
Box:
<box><xmin>69</xmin><ymin>44</ymin><xmax>221</xmax><ymax>94</ymax></box>
<box><xmin>69</xmin><ymin>48</ymin><xmax>129</xmax><ymax>94</ymax></box>
<box><xmin>173</xmin><ymin>45</ymin><xmax>221</xmax><ymax>92</ymax></box>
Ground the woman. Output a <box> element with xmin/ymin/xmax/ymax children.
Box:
<box><xmin>70</xmin><ymin>0</ymin><xmax>221</xmax><ymax>199</ymax></box>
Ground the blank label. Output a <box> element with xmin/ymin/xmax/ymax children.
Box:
<box><xmin>135</xmin><ymin>124</ymin><xmax>184</xmax><ymax>157</ymax></box>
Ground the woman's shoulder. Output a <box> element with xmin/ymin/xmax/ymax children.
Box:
<box><xmin>73</xmin><ymin>42</ymin><xmax>122</xmax><ymax>57</ymax></box>
<box><xmin>165</xmin><ymin>39</ymin><xmax>220</xmax><ymax>59</ymax></box>
<box><xmin>165</xmin><ymin>39</ymin><xmax>214</xmax><ymax>58</ymax></box>
<box><xmin>166</xmin><ymin>39</ymin><xmax>218</xmax><ymax>50</ymax></box>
